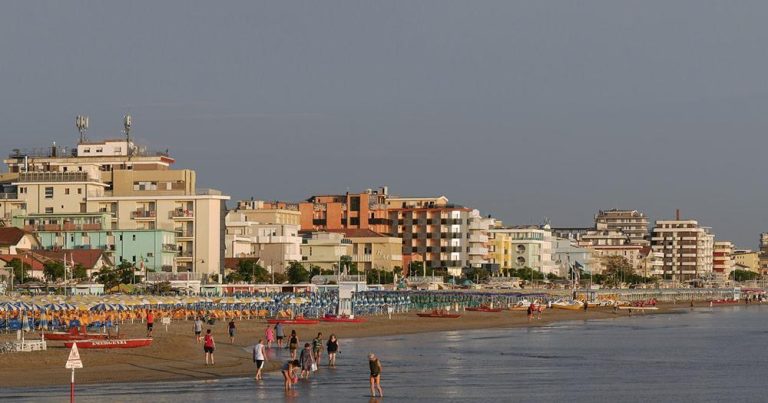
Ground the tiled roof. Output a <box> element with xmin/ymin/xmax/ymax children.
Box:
<box><xmin>0</xmin><ymin>254</ymin><xmax>45</xmax><ymax>271</ymax></box>
<box><xmin>0</xmin><ymin>227</ymin><xmax>29</xmax><ymax>246</ymax></box>
<box><xmin>30</xmin><ymin>249</ymin><xmax>109</xmax><ymax>269</ymax></box>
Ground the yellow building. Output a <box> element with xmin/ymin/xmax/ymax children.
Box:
<box><xmin>301</xmin><ymin>230</ymin><xmax>403</xmax><ymax>271</ymax></box>
<box><xmin>733</xmin><ymin>250</ymin><xmax>759</xmax><ymax>273</ymax></box>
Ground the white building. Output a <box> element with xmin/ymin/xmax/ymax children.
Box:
<box><xmin>650</xmin><ymin>219</ymin><xmax>713</xmax><ymax>281</ymax></box>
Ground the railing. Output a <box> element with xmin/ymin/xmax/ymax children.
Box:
<box><xmin>176</xmin><ymin>230</ymin><xmax>194</xmax><ymax>238</ymax></box>
<box><xmin>132</xmin><ymin>210</ymin><xmax>156</xmax><ymax>219</ymax></box>
<box><xmin>18</xmin><ymin>172</ymin><xmax>94</xmax><ymax>183</ymax></box>
<box><xmin>162</xmin><ymin>244</ymin><xmax>180</xmax><ymax>252</ymax></box>
<box><xmin>27</xmin><ymin>223</ymin><xmax>103</xmax><ymax>232</ymax></box>
<box><xmin>177</xmin><ymin>251</ymin><xmax>193</xmax><ymax>257</ymax></box>
<box><xmin>170</xmin><ymin>209</ymin><xmax>194</xmax><ymax>218</ymax></box>
<box><xmin>147</xmin><ymin>272</ymin><xmax>203</xmax><ymax>282</ymax></box>
<box><xmin>0</xmin><ymin>192</ymin><xmax>19</xmax><ymax>200</ymax></box>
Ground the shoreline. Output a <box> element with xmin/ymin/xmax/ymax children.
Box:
<box><xmin>0</xmin><ymin>302</ymin><xmax>716</xmax><ymax>388</ymax></box>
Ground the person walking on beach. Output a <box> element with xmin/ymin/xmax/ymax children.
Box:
<box><xmin>228</xmin><ymin>318</ymin><xmax>237</xmax><ymax>343</ymax></box>
<box><xmin>368</xmin><ymin>353</ymin><xmax>383</xmax><ymax>398</ymax></box>
<box><xmin>289</xmin><ymin>330</ymin><xmax>299</xmax><ymax>360</ymax></box>
<box><xmin>204</xmin><ymin>329</ymin><xmax>216</xmax><ymax>365</ymax></box>
<box><xmin>527</xmin><ymin>304</ymin><xmax>533</xmax><ymax>322</ymax></box>
<box><xmin>537</xmin><ymin>304</ymin><xmax>543</xmax><ymax>320</ymax></box>
<box><xmin>327</xmin><ymin>334</ymin><xmax>339</xmax><ymax>368</ymax></box>
<box><xmin>282</xmin><ymin>360</ymin><xmax>300</xmax><ymax>390</ymax></box>
<box><xmin>583</xmin><ymin>300</ymin><xmax>588</xmax><ymax>312</ymax></box>
<box><xmin>275</xmin><ymin>322</ymin><xmax>285</xmax><ymax>348</ymax></box>
<box><xmin>265</xmin><ymin>325</ymin><xmax>275</xmax><ymax>348</ymax></box>
<box><xmin>253</xmin><ymin>338</ymin><xmax>267</xmax><ymax>380</ymax></box>
<box><xmin>194</xmin><ymin>317</ymin><xmax>203</xmax><ymax>343</ymax></box>
<box><xmin>146</xmin><ymin>310</ymin><xmax>155</xmax><ymax>338</ymax></box>
<box><xmin>299</xmin><ymin>343</ymin><xmax>315</xmax><ymax>379</ymax></box>
<box><xmin>312</xmin><ymin>332</ymin><xmax>324</xmax><ymax>365</ymax></box>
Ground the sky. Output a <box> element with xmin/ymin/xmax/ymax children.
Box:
<box><xmin>2</xmin><ymin>1</ymin><xmax>768</xmax><ymax>248</ymax></box>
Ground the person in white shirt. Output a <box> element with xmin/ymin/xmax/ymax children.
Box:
<box><xmin>252</xmin><ymin>339</ymin><xmax>267</xmax><ymax>380</ymax></box>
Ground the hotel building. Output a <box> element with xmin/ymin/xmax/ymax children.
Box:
<box><xmin>650</xmin><ymin>219</ymin><xmax>714</xmax><ymax>281</ymax></box>
<box><xmin>594</xmin><ymin>209</ymin><xmax>649</xmax><ymax>245</ymax></box>
<box><xmin>1</xmin><ymin>129</ymin><xmax>229</xmax><ymax>278</ymax></box>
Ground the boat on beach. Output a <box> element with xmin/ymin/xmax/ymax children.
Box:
<box><xmin>417</xmin><ymin>310</ymin><xmax>462</xmax><ymax>318</ymax></box>
<box><xmin>266</xmin><ymin>318</ymin><xmax>320</xmax><ymax>325</ymax></box>
<box><xmin>64</xmin><ymin>338</ymin><xmax>153</xmax><ymax>349</ymax></box>
<box><xmin>710</xmin><ymin>299</ymin><xmax>739</xmax><ymax>305</ymax></box>
<box><xmin>551</xmin><ymin>300</ymin><xmax>584</xmax><ymax>311</ymax></box>
<box><xmin>43</xmin><ymin>328</ymin><xmax>113</xmax><ymax>341</ymax></box>
<box><xmin>320</xmin><ymin>315</ymin><xmax>366</xmax><ymax>323</ymax></box>
<box><xmin>465</xmin><ymin>306</ymin><xmax>502</xmax><ymax>313</ymax></box>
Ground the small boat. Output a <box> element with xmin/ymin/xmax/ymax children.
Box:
<box><xmin>266</xmin><ymin>318</ymin><xmax>320</xmax><ymax>325</ymax></box>
<box><xmin>465</xmin><ymin>306</ymin><xmax>502</xmax><ymax>313</ymax></box>
<box><xmin>43</xmin><ymin>328</ymin><xmax>112</xmax><ymax>341</ymax></box>
<box><xmin>710</xmin><ymin>299</ymin><xmax>739</xmax><ymax>305</ymax></box>
<box><xmin>64</xmin><ymin>338</ymin><xmax>153</xmax><ymax>349</ymax></box>
<box><xmin>618</xmin><ymin>306</ymin><xmax>659</xmax><ymax>311</ymax></box>
<box><xmin>417</xmin><ymin>310</ymin><xmax>462</xmax><ymax>319</ymax></box>
<box><xmin>509</xmin><ymin>300</ymin><xmax>532</xmax><ymax>311</ymax></box>
<box><xmin>552</xmin><ymin>300</ymin><xmax>584</xmax><ymax>311</ymax></box>
<box><xmin>320</xmin><ymin>315</ymin><xmax>366</xmax><ymax>323</ymax></box>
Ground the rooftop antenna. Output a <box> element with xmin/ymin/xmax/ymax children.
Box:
<box><xmin>76</xmin><ymin>115</ymin><xmax>89</xmax><ymax>144</ymax></box>
<box><xmin>123</xmin><ymin>114</ymin><xmax>132</xmax><ymax>158</ymax></box>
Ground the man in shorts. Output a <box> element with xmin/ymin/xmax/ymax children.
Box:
<box><xmin>275</xmin><ymin>322</ymin><xmax>285</xmax><ymax>348</ymax></box>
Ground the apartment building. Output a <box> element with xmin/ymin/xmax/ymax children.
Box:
<box><xmin>489</xmin><ymin>226</ymin><xmax>557</xmax><ymax>275</ymax></box>
<box><xmin>325</xmin><ymin>229</ymin><xmax>403</xmax><ymax>271</ymax></box>
<box><xmin>552</xmin><ymin>237</ymin><xmax>595</xmax><ymax>277</ymax></box>
<box><xmin>650</xmin><ymin>219</ymin><xmax>714</xmax><ymax>281</ymax></box>
<box><xmin>298</xmin><ymin>187</ymin><xmax>390</xmax><ymax>233</ymax></box>
<box><xmin>224</xmin><ymin>210</ymin><xmax>302</xmax><ymax>273</ymax></box>
<box><xmin>388</xmin><ymin>205</ymin><xmax>472</xmax><ymax>276</ymax></box>
<box><xmin>732</xmin><ymin>250</ymin><xmax>759</xmax><ymax>273</ymax></box>
<box><xmin>595</xmin><ymin>209</ymin><xmax>649</xmax><ymax>245</ymax></box>
<box><xmin>712</xmin><ymin>241</ymin><xmax>735</xmax><ymax>279</ymax></box>
<box><xmin>578</xmin><ymin>230</ymin><xmax>644</xmax><ymax>273</ymax></box>
<box><xmin>468</xmin><ymin>210</ymin><xmax>495</xmax><ymax>269</ymax></box>
<box><xmin>2</xmin><ymin>132</ymin><xmax>229</xmax><ymax>278</ymax></box>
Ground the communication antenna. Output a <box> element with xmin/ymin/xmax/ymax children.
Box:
<box><xmin>123</xmin><ymin>115</ymin><xmax>133</xmax><ymax>158</ymax></box>
<box><xmin>75</xmin><ymin>115</ymin><xmax>89</xmax><ymax>144</ymax></box>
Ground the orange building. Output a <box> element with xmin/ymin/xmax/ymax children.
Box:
<box><xmin>299</xmin><ymin>187</ymin><xmax>390</xmax><ymax>233</ymax></box>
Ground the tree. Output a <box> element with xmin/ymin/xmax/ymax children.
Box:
<box><xmin>732</xmin><ymin>269</ymin><xmax>758</xmax><ymax>282</ymax></box>
<box><xmin>72</xmin><ymin>264</ymin><xmax>89</xmax><ymax>280</ymax></box>
<box><xmin>273</xmin><ymin>272</ymin><xmax>288</xmax><ymax>284</ymax></box>
<box><xmin>339</xmin><ymin>255</ymin><xmax>357</xmax><ymax>274</ymax></box>
<box><xmin>43</xmin><ymin>261</ymin><xmax>65</xmax><ymax>282</ymax></box>
<box><xmin>95</xmin><ymin>261</ymin><xmax>135</xmax><ymax>290</ymax></box>
<box><xmin>8</xmin><ymin>258</ymin><xmax>29</xmax><ymax>284</ymax></box>
<box><xmin>287</xmin><ymin>262</ymin><xmax>309</xmax><ymax>284</ymax></box>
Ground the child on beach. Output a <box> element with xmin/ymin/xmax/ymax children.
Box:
<box><xmin>300</xmin><ymin>343</ymin><xmax>315</xmax><ymax>379</ymax></box>
<box><xmin>265</xmin><ymin>325</ymin><xmax>275</xmax><ymax>348</ymax></box>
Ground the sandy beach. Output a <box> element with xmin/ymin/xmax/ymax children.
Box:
<box><xmin>0</xmin><ymin>304</ymin><xmax>696</xmax><ymax>389</ymax></box>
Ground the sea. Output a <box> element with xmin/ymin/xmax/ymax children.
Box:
<box><xmin>6</xmin><ymin>305</ymin><xmax>767</xmax><ymax>402</ymax></box>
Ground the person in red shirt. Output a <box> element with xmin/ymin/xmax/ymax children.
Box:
<box><xmin>146</xmin><ymin>310</ymin><xmax>155</xmax><ymax>338</ymax></box>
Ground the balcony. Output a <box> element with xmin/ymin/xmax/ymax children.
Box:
<box><xmin>170</xmin><ymin>209</ymin><xmax>194</xmax><ymax>219</ymax></box>
<box><xmin>28</xmin><ymin>223</ymin><xmax>103</xmax><ymax>232</ymax></box>
<box><xmin>469</xmin><ymin>247</ymin><xmax>489</xmax><ymax>255</ymax></box>
<box><xmin>18</xmin><ymin>172</ymin><xmax>96</xmax><ymax>183</ymax></box>
<box><xmin>162</xmin><ymin>243</ymin><xmax>181</xmax><ymax>253</ymax></box>
<box><xmin>176</xmin><ymin>231</ymin><xmax>194</xmax><ymax>239</ymax></box>
<box><xmin>469</xmin><ymin>234</ymin><xmax>489</xmax><ymax>243</ymax></box>
<box><xmin>352</xmin><ymin>255</ymin><xmax>373</xmax><ymax>262</ymax></box>
<box><xmin>132</xmin><ymin>210</ymin><xmax>156</xmax><ymax>220</ymax></box>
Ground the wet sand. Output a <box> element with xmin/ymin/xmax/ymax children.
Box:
<box><xmin>0</xmin><ymin>304</ymin><xmax>684</xmax><ymax>388</ymax></box>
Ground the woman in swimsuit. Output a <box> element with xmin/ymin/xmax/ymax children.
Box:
<box><xmin>289</xmin><ymin>330</ymin><xmax>300</xmax><ymax>360</ymax></box>
<box><xmin>368</xmin><ymin>353</ymin><xmax>383</xmax><ymax>398</ymax></box>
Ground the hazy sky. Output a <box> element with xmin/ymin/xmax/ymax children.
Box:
<box><xmin>2</xmin><ymin>1</ymin><xmax>768</xmax><ymax>247</ymax></box>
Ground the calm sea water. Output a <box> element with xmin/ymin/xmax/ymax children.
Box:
<box><xmin>6</xmin><ymin>306</ymin><xmax>767</xmax><ymax>402</ymax></box>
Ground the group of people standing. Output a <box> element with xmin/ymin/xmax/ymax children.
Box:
<box><xmin>256</xmin><ymin>322</ymin><xmax>381</xmax><ymax>397</ymax></box>
<box><xmin>191</xmin><ymin>319</ymin><xmax>382</xmax><ymax>397</ymax></box>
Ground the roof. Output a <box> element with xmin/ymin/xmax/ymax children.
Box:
<box><xmin>0</xmin><ymin>227</ymin><xmax>30</xmax><ymax>246</ymax></box>
<box><xmin>30</xmin><ymin>249</ymin><xmax>110</xmax><ymax>269</ymax></box>
<box><xmin>324</xmin><ymin>229</ymin><xmax>389</xmax><ymax>238</ymax></box>
<box><xmin>0</xmin><ymin>254</ymin><xmax>45</xmax><ymax>271</ymax></box>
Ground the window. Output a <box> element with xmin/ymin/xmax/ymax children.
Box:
<box><xmin>65</xmin><ymin>188</ymin><xmax>70</xmax><ymax>195</ymax></box>
<box><xmin>132</xmin><ymin>235</ymin><xmax>136</xmax><ymax>241</ymax></box>
<box><xmin>83</xmin><ymin>148</ymin><xmax>91</xmax><ymax>153</ymax></box>
<box><xmin>45</xmin><ymin>207</ymin><xmax>54</xmax><ymax>214</ymax></box>
<box><xmin>95</xmin><ymin>148</ymin><xmax>103</xmax><ymax>153</ymax></box>
<box><xmin>77</xmin><ymin>188</ymin><xmax>82</xmax><ymax>195</ymax></box>
<box><xmin>44</xmin><ymin>187</ymin><xmax>54</xmax><ymax>199</ymax></box>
